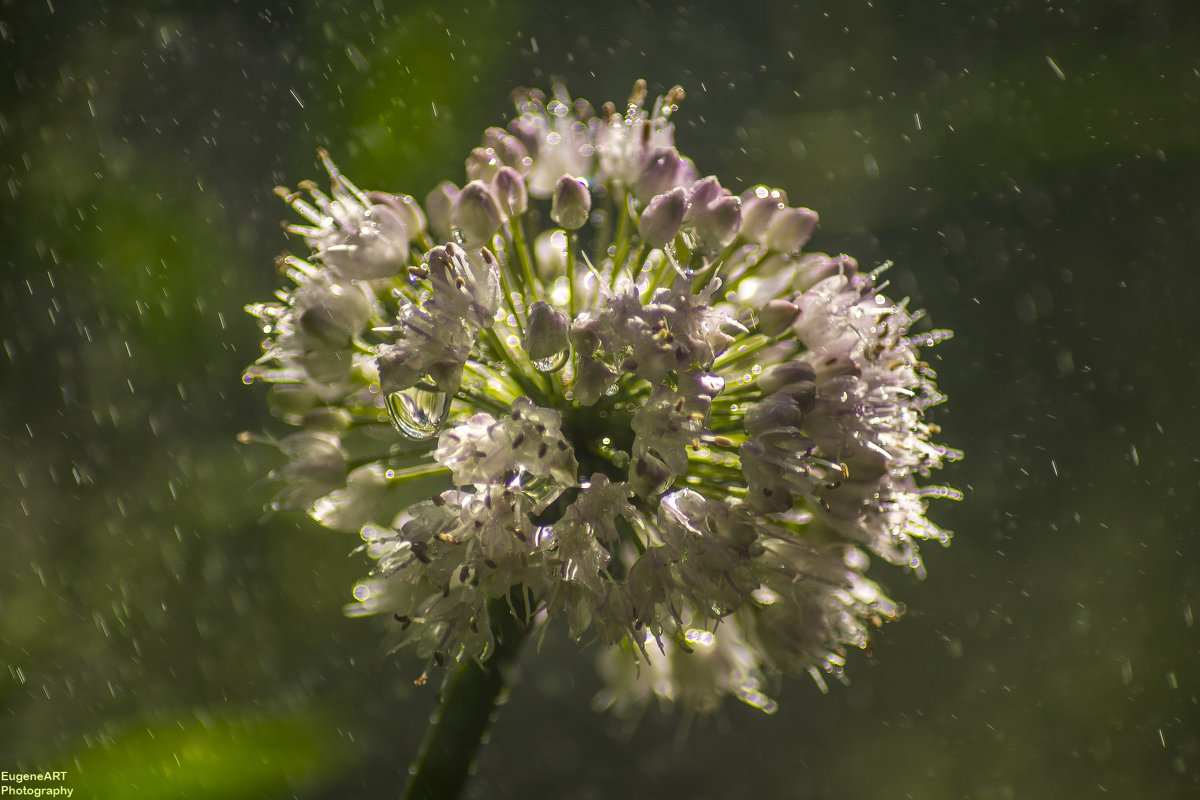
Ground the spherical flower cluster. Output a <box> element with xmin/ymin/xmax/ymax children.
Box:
<box><xmin>243</xmin><ymin>81</ymin><xmax>960</xmax><ymax>713</ymax></box>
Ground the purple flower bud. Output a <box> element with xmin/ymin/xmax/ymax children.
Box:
<box><xmin>693</xmin><ymin>195</ymin><xmax>741</xmax><ymax>247</ymax></box>
<box><xmin>764</xmin><ymin>207</ymin><xmax>819</xmax><ymax>254</ymax></box>
<box><xmin>569</xmin><ymin>316</ymin><xmax>603</xmax><ymax>356</ymax></box>
<box><xmin>506</xmin><ymin>115</ymin><xmax>542</xmax><ymax>157</ymax></box>
<box><xmin>273</xmin><ymin>432</ymin><xmax>348</xmax><ymax>511</ymax></box>
<box><xmin>758</xmin><ymin>299</ymin><xmax>800</xmax><ymax>337</ymax></box>
<box><xmin>676</xmin><ymin>157</ymin><xmax>698</xmax><ymax>190</ymax></box>
<box><xmin>634</xmin><ymin>147</ymin><xmax>683</xmax><ymax>204</ymax></box>
<box><xmin>743</xmin><ymin>393</ymin><xmax>806</xmax><ymax>437</ymax></box>
<box><xmin>572</xmin><ymin>355</ymin><xmax>618</xmax><ymax>406</ymax></box>
<box><xmin>525</xmin><ymin>301</ymin><xmax>570</xmax><ymax>369</ymax></box>
<box><xmin>302</xmin><ymin>406</ymin><xmax>352</xmax><ymax>435</ymax></box>
<box><xmin>684</xmin><ymin>176</ymin><xmax>724</xmax><ymax>221</ymax></box>
<box><xmin>425</xmin><ymin>181</ymin><xmax>459</xmax><ymax>242</ymax></box>
<box><xmin>491</xmin><ymin>166</ymin><xmax>528</xmax><ymax>218</ymax></box>
<box><xmin>793</xmin><ymin>253</ymin><xmax>857</xmax><ymax>292</ymax></box>
<box><xmin>551</xmin><ymin>175</ymin><xmax>591</xmax><ymax>230</ymax></box>
<box><xmin>465</xmin><ymin>147</ymin><xmax>503</xmax><ymax>183</ymax></box>
<box><xmin>367</xmin><ymin>192</ymin><xmax>426</xmax><ymax>241</ymax></box>
<box><xmin>451</xmin><ymin>180</ymin><xmax>503</xmax><ymax>245</ymax></box>
<box><xmin>482</xmin><ymin>127</ymin><xmax>531</xmax><ymax>173</ymax></box>
<box><xmin>331</xmin><ymin>201</ymin><xmax>411</xmax><ymax>279</ymax></box>
<box><xmin>756</xmin><ymin>361</ymin><xmax>817</xmax><ymax>395</ymax></box>
<box><xmin>298</xmin><ymin>307</ymin><xmax>351</xmax><ymax>346</ymax></box>
<box><xmin>637</xmin><ymin>187</ymin><xmax>686</xmax><ymax>247</ymax></box>
<box><xmin>685</xmin><ymin>176</ymin><xmax>742</xmax><ymax>247</ymax></box>
<box><xmin>739</xmin><ymin>186</ymin><xmax>788</xmax><ymax>243</ymax></box>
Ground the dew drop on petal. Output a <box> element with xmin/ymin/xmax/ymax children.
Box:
<box><xmin>562</xmin><ymin>557</ymin><xmax>580</xmax><ymax>582</ymax></box>
<box><xmin>386</xmin><ymin>383</ymin><xmax>450</xmax><ymax>439</ymax></box>
<box><xmin>509</xmin><ymin>469</ymin><xmax>564</xmax><ymax>513</ymax></box>
<box><xmin>531</xmin><ymin>349</ymin><xmax>569</xmax><ymax>373</ymax></box>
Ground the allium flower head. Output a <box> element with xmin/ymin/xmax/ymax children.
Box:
<box><xmin>244</xmin><ymin>80</ymin><xmax>961</xmax><ymax>713</ymax></box>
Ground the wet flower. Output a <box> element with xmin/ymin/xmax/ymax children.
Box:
<box><xmin>243</xmin><ymin>80</ymin><xmax>960</xmax><ymax>715</ymax></box>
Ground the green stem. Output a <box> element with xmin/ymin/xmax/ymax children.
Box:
<box><xmin>402</xmin><ymin>588</ymin><xmax>532</xmax><ymax>800</ymax></box>
<box><xmin>627</xmin><ymin>242</ymin><xmax>651</xmax><ymax>285</ymax></box>
<box><xmin>482</xmin><ymin>328</ymin><xmax>543</xmax><ymax>402</ymax></box>
<box><xmin>713</xmin><ymin>335</ymin><xmax>790</xmax><ymax>370</ymax></box>
<box><xmin>567</xmin><ymin>231</ymin><xmax>578</xmax><ymax>320</ymax></box>
<box><xmin>609</xmin><ymin>188</ymin><xmax>631</xmax><ymax>285</ymax></box>
<box><xmin>691</xmin><ymin>236</ymin><xmax>744</xmax><ymax>290</ymax></box>
<box><xmin>495</xmin><ymin>256</ymin><xmax>526</xmax><ymax>339</ymax></box>
<box><xmin>721</xmin><ymin>246</ymin><xmax>771</xmax><ymax>297</ymax></box>
<box><xmin>510</xmin><ymin>217</ymin><xmax>540</xmax><ymax>303</ymax></box>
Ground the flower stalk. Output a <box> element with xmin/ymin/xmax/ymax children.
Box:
<box><xmin>402</xmin><ymin>589</ymin><xmax>530</xmax><ymax>800</ymax></box>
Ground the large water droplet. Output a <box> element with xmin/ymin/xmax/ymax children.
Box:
<box><xmin>531</xmin><ymin>349</ymin><xmax>569</xmax><ymax>373</ymax></box>
<box><xmin>386</xmin><ymin>384</ymin><xmax>450</xmax><ymax>439</ymax></box>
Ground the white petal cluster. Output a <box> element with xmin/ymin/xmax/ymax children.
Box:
<box><xmin>244</xmin><ymin>81</ymin><xmax>960</xmax><ymax>713</ymax></box>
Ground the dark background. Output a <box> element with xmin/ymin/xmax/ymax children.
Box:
<box><xmin>3</xmin><ymin>1</ymin><xmax>1198</xmax><ymax>797</ymax></box>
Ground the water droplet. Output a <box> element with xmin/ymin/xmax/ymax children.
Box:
<box><xmin>562</xmin><ymin>557</ymin><xmax>580</xmax><ymax>582</ymax></box>
<box><xmin>531</xmin><ymin>349</ymin><xmax>569</xmax><ymax>373</ymax></box>
<box><xmin>509</xmin><ymin>468</ymin><xmax>564</xmax><ymax>513</ymax></box>
<box><xmin>450</xmin><ymin>226</ymin><xmax>466</xmax><ymax>245</ymax></box>
<box><xmin>386</xmin><ymin>383</ymin><xmax>450</xmax><ymax>439</ymax></box>
<box><xmin>532</xmin><ymin>526</ymin><xmax>556</xmax><ymax>548</ymax></box>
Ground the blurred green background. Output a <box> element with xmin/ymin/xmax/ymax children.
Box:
<box><xmin>3</xmin><ymin>1</ymin><xmax>1198</xmax><ymax>797</ymax></box>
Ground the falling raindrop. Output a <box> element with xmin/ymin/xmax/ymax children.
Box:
<box><xmin>386</xmin><ymin>383</ymin><xmax>450</xmax><ymax>439</ymax></box>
